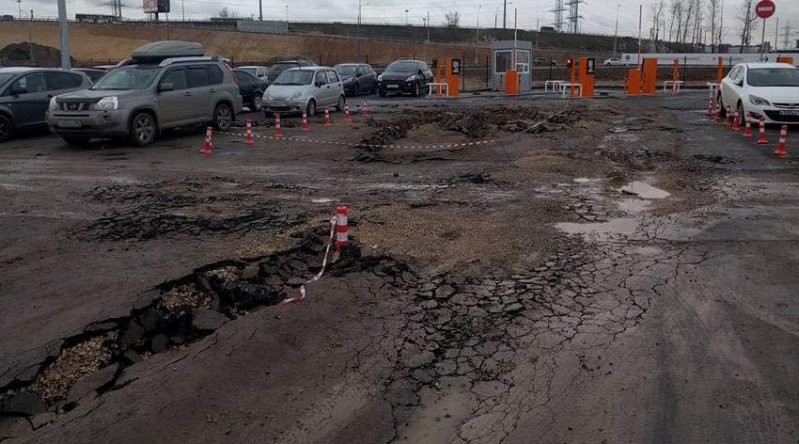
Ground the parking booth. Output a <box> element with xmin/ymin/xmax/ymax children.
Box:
<box><xmin>491</xmin><ymin>41</ymin><xmax>532</xmax><ymax>93</ymax></box>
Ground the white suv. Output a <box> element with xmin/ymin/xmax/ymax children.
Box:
<box><xmin>719</xmin><ymin>62</ymin><xmax>799</xmax><ymax>126</ymax></box>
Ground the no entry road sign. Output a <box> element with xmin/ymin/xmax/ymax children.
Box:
<box><xmin>755</xmin><ymin>0</ymin><xmax>775</xmax><ymax>19</ymax></box>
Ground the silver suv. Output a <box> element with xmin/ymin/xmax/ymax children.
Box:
<box><xmin>47</xmin><ymin>56</ymin><xmax>242</xmax><ymax>146</ymax></box>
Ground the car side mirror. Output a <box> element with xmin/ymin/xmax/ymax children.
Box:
<box><xmin>734</xmin><ymin>78</ymin><xmax>743</xmax><ymax>86</ymax></box>
<box><xmin>10</xmin><ymin>85</ymin><xmax>27</xmax><ymax>95</ymax></box>
<box><xmin>418</xmin><ymin>69</ymin><xmax>423</xmax><ymax>75</ymax></box>
<box><xmin>159</xmin><ymin>82</ymin><xmax>174</xmax><ymax>92</ymax></box>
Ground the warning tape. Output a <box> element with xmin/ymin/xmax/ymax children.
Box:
<box><xmin>278</xmin><ymin>215</ymin><xmax>337</xmax><ymax>305</ymax></box>
<box><xmin>219</xmin><ymin>130</ymin><xmax>497</xmax><ymax>150</ymax></box>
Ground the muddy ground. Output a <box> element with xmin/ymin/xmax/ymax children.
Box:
<box><xmin>1</xmin><ymin>92</ymin><xmax>798</xmax><ymax>443</ymax></box>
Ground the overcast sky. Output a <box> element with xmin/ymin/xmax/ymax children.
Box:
<box><xmin>2</xmin><ymin>0</ymin><xmax>797</xmax><ymax>45</ymax></box>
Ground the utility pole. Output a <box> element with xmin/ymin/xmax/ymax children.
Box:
<box><xmin>357</xmin><ymin>0</ymin><xmax>362</xmax><ymax>62</ymax></box>
<box><xmin>259</xmin><ymin>0</ymin><xmax>263</xmax><ymax>21</ymax></box>
<box><xmin>57</xmin><ymin>0</ymin><xmax>70</xmax><ymax>69</ymax></box>
<box><xmin>612</xmin><ymin>2</ymin><xmax>620</xmax><ymax>56</ymax></box>
<box><xmin>427</xmin><ymin>11</ymin><xmax>430</xmax><ymax>41</ymax></box>
<box><xmin>552</xmin><ymin>0</ymin><xmax>566</xmax><ymax>32</ymax></box>
<box><xmin>782</xmin><ymin>20</ymin><xmax>793</xmax><ymax>51</ymax></box>
<box><xmin>503</xmin><ymin>0</ymin><xmax>506</xmax><ymax>29</ymax></box>
<box><xmin>475</xmin><ymin>5</ymin><xmax>482</xmax><ymax>63</ymax></box>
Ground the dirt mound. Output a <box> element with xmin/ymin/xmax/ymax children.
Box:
<box><xmin>0</xmin><ymin>42</ymin><xmax>72</xmax><ymax>67</ymax></box>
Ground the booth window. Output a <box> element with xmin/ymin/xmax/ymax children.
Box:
<box><xmin>516</xmin><ymin>51</ymin><xmax>530</xmax><ymax>73</ymax></box>
<box><xmin>495</xmin><ymin>51</ymin><xmax>512</xmax><ymax>73</ymax></box>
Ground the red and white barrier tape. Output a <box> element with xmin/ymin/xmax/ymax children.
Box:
<box><xmin>219</xmin><ymin>130</ymin><xmax>496</xmax><ymax>149</ymax></box>
<box><xmin>278</xmin><ymin>216</ymin><xmax>337</xmax><ymax>305</ymax></box>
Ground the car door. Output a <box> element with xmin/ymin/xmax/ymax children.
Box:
<box><xmin>721</xmin><ymin>66</ymin><xmax>740</xmax><ymax>107</ymax></box>
<box><xmin>3</xmin><ymin>72</ymin><xmax>48</xmax><ymax>127</ymax></box>
<box><xmin>185</xmin><ymin>66</ymin><xmax>214</xmax><ymax>121</ymax></box>
<box><xmin>326</xmin><ymin>69</ymin><xmax>342</xmax><ymax>103</ymax></box>
<box><xmin>156</xmin><ymin>67</ymin><xmax>193</xmax><ymax>127</ymax></box>
<box><xmin>313</xmin><ymin>70</ymin><xmax>331</xmax><ymax>107</ymax></box>
<box><xmin>730</xmin><ymin>65</ymin><xmax>746</xmax><ymax>107</ymax></box>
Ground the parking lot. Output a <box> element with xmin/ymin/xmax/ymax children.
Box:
<box><xmin>2</xmin><ymin>90</ymin><xmax>799</xmax><ymax>443</ymax></box>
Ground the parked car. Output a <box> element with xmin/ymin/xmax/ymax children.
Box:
<box><xmin>234</xmin><ymin>68</ymin><xmax>268</xmax><ymax>111</ymax></box>
<box><xmin>334</xmin><ymin>63</ymin><xmax>377</xmax><ymax>96</ymax></box>
<box><xmin>603</xmin><ymin>58</ymin><xmax>628</xmax><ymax>66</ymax></box>
<box><xmin>262</xmin><ymin>66</ymin><xmax>345</xmax><ymax>117</ymax></box>
<box><xmin>719</xmin><ymin>62</ymin><xmax>799</xmax><ymax>127</ymax></box>
<box><xmin>0</xmin><ymin>67</ymin><xmax>92</xmax><ymax>142</ymax></box>
<box><xmin>533</xmin><ymin>57</ymin><xmax>556</xmax><ymax>67</ymax></box>
<box><xmin>237</xmin><ymin>65</ymin><xmax>269</xmax><ymax>83</ymax></box>
<box><xmin>47</xmin><ymin>41</ymin><xmax>243</xmax><ymax>146</ymax></box>
<box><xmin>267</xmin><ymin>59</ymin><xmax>316</xmax><ymax>82</ymax></box>
<box><xmin>376</xmin><ymin>60</ymin><xmax>434</xmax><ymax>97</ymax></box>
<box><xmin>74</xmin><ymin>68</ymin><xmax>107</xmax><ymax>83</ymax></box>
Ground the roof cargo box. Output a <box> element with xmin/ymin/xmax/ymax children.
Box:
<box><xmin>131</xmin><ymin>41</ymin><xmax>204</xmax><ymax>63</ymax></box>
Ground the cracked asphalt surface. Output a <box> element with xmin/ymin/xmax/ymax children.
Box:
<box><xmin>1</xmin><ymin>92</ymin><xmax>798</xmax><ymax>443</ymax></box>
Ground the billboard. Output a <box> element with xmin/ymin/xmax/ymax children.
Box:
<box><xmin>143</xmin><ymin>0</ymin><xmax>170</xmax><ymax>13</ymax></box>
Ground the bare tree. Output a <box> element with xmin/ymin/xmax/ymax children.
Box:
<box><xmin>444</xmin><ymin>11</ymin><xmax>460</xmax><ymax>28</ymax></box>
<box><xmin>682</xmin><ymin>0</ymin><xmax>696</xmax><ymax>43</ymax></box>
<box><xmin>217</xmin><ymin>7</ymin><xmax>237</xmax><ymax>18</ymax></box>
<box><xmin>738</xmin><ymin>0</ymin><xmax>758</xmax><ymax>47</ymax></box>
<box><xmin>650</xmin><ymin>1</ymin><xmax>666</xmax><ymax>52</ymax></box>
<box><xmin>706</xmin><ymin>0</ymin><xmax>720</xmax><ymax>50</ymax></box>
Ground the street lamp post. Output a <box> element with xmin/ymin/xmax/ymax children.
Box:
<box><xmin>475</xmin><ymin>5</ymin><xmax>482</xmax><ymax>63</ymax></box>
<box><xmin>357</xmin><ymin>0</ymin><xmax>362</xmax><ymax>62</ymax></box>
<box><xmin>57</xmin><ymin>0</ymin><xmax>70</xmax><ymax>69</ymax></box>
<box><xmin>405</xmin><ymin>9</ymin><xmax>409</xmax><ymax>26</ymax></box>
<box><xmin>613</xmin><ymin>2</ymin><xmax>620</xmax><ymax>57</ymax></box>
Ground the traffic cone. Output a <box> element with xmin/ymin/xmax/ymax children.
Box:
<box><xmin>725</xmin><ymin>106</ymin><xmax>732</xmax><ymax>127</ymax></box>
<box><xmin>733</xmin><ymin>109</ymin><xmax>740</xmax><ymax>132</ymax></box>
<box><xmin>200</xmin><ymin>126</ymin><xmax>212</xmax><ymax>155</ymax></box>
<box><xmin>757</xmin><ymin>116</ymin><xmax>768</xmax><ymax>145</ymax></box>
<box><xmin>361</xmin><ymin>102</ymin><xmax>368</xmax><ymax>117</ymax></box>
<box><xmin>707</xmin><ymin>95</ymin><xmax>714</xmax><ymax>116</ymax></box>
<box><xmin>743</xmin><ymin>112</ymin><xmax>752</xmax><ymax>138</ymax></box>
<box><xmin>301</xmin><ymin>111</ymin><xmax>309</xmax><ymax>132</ymax></box>
<box><xmin>715</xmin><ymin>103</ymin><xmax>721</xmax><ymax>123</ymax></box>
<box><xmin>335</xmin><ymin>205</ymin><xmax>348</xmax><ymax>252</ymax></box>
<box><xmin>274</xmin><ymin>113</ymin><xmax>282</xmax><ymax>139</ymax></box>
<box><xmin>324</xmin><ymin>108</ymin><xmax>331</xmax><ymax>127</ymax></box>
<box><xmin>774</xmin><ymin>125</ymin><xmax>789</xmax><ymax>157</ymax></box>
<box><xmin>344</xmin><ymin>104</ymin><xmax>351</xmax><ymax>124</ymax></box>
<box><xmin>245</xmin><ymin>119</ymin><xmax>254</xmax><ymax>146</ymax></box>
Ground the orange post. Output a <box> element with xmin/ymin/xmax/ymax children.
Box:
<box><xmin>777</xmin><ymin>56</ymin><xmax>794</xmax><ymax>64</ymax></box>
<box><xmin>642</xmin><ymin>58</ymin><xmax>657</xmax><ymax>94</ymax></box>
<box><xmin>570</xmin><ymin>61</ymin><xmax>576</xmax><ymax>97</ymax></box>
<box><xmin>577</xmin><ymin>57</ymin><xmax>594</xmax><ymax>97</ymax></box>
<box><xmin>716</xmin><ymin>57</ymin><xmax>724</xmax><ymax>85</ymax></box>
<box><xmin>505</xmin><ymin>70</ymin><xmax>519</xmax><ymax>95</ymax></box>
<box><xmin>672</xmin><ymin>59</ymin><xmax>680</xmax><ymax>94</ymax></box>
<box><xmin>626</xmin><ymin>68</ymin><xmax>641</xmax><ymax>95</ymax></box>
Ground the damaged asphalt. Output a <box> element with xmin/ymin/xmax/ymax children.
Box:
<box><xmin>1</xmin><ymin>93</ymin><xmax>799</xmax><ymax>443</ymax></box>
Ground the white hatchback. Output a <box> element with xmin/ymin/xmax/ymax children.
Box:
<box><xmin>262</xmin><ymin>67</ymin><xmax>345</xmax><ymax>117</ymax></box>
<box><xmin>719</xmin><ymin>62</ymin><xmax>799</xmax><ymax>126</ymax></box>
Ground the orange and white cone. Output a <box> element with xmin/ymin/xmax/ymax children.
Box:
<box><xmin>775</xmin><ymin>125</ymin><xmax>789</xmax><ymax>157</ymax></box>
<box><xmin>344</xmin><ymin>104</ymin><xmax>351</xmax><ymax>124</ymax></box>
<box><xmin>324</xmin><ymin>108</ymin><xmax>331</xmax><ymax>127</ymax></box>
<box><xmin>274</xmin><ymin>113</ymin><xmax>282</xmax><ymax>139</ymax></box>
<box><xmin>725</xmin><ymin>106</ymin><xmax>732</xmax><ymax>127</ymax></box>
<box><xmin>715</xmin><ymin>103</ymin><xmax>721</xmax><ymax>123</ymax></box>
<box><xmin>245</xmin><ymin>119</ymin><xmax>254</xmax><ymax>146</ymax></box>
<box><xmin>335</xmin><ymin>205</ymin><xmax>348</xmax><ymax>252</ymax></box>
<box><xmin>200</xmin><ymin>126</ymin><xmax>213</xmax><ymax>155</ymax></box>
<box><xmin>733</xmin><ymin>109</ymin><xmax>740</xmax><ymax>132</ymax></box>
<box><xmin>301</xmin><ymin>111</ymin><xmax>309</xmax><ymax>132</ymax></box>
<box><xmin>743</xmin><ymin>112</ymin><xmax>752</xmax><ymax>138</ymax></box>
<box><xmin>757</xmin><ymin>116</ymin><xmax>768</xmax><ymax>145</ymax></box>
<box><xmin>707</xmin><ymin>95</ymin><xmax>714</xmax><ymax>116</ymax></box>
<box><xmin>361</xmin><ymin>102</ymin><xmax>368</xmax><ymax>117</ymax></box>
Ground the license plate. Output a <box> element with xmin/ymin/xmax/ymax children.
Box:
<box><xmin>779</xmin><ymin>110</ymin><xmax>799</xmax><ymax>116</ymax></box>
<box><xmin>57</xmin><ymin>119</ymin><xmax>81</xmax><ymax>128</ymax></box>
<box><xmin>271</xmin><ymin>101</ymin><xmax>287</xmax><ymax>108</ymax></box>
<box><xmin>386</xmin><ymin>84</ymin><xmax>399</xmax><ymax>89</ymax></box>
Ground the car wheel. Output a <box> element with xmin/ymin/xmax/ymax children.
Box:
<box><xmin>0</xmin><ymin>114</ymin><xmax>14</xmax><ymax>143</ymax></box>
<box><xmin>306</xmin><ymin>99</ymin><xmax>316</xmax><ymax>117</ymax></box>
<box><xmin>378</xmin><ymin>89</ymin><xmax>386</xmax><ymax>98</ymax></box>
<box><xmin>62</xmin><ymin>136</ymin><xmax>90</xmax><ymax>146</ymax></box>
<box><xmin>251</xmin><ymin>94</ymin><xmax>263</xmax><ymax>112</ymax></box>
<box><xmin>129</xmin><ymin>112</ymin><xmax>157</xmax><ymax>147</ymax></box>
<box><xmin>336</xmin><ymin>95</ymin><xmax>345</xmax><ymax>112</ymax></box>
<box><xmin>213</xmin><ymin>103</ymin><xmax>233</xmax><ymax>131</ymax></box>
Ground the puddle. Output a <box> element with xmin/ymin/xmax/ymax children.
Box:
<box><xmin>555</xmin><ymin>218</ymin><xmax>639</xmax><ymax>240</ymax></box>
<box><xmin>573</xmin><ymin>178</ymin><xmax>598</xmax><ymax>184</ymax></box>
<box><xmin>618</xmin><ymin>198</ymin><xmax>651</xmax><ymax>214</ymax></box>
<box><xmin>620</xmin><ymin>182</ymin><xmax>670</xmax><ymax>199</ymax></box>
<box><xmin>311</xmin><ymin>198</ymin><xmax>335</xmax><ymax>203</ymax></box>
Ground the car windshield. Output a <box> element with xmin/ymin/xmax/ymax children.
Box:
<box><xmin>335</xmin><ymin>65</ymin><xmax>358</xmax><ymax>75</ymax></box>
<box><xmin>271</xmin><ymin>63</ymin><xmax>298</xmax><ymax>75</ymax></box>
<box><xmin>239</xmin><ymin>67</ymin><xmax>257</xmax><ymax>76</ymax></box>
<box><xmin>273</xmin><ymin>70</ymin><xmax>314</xmax><ymax>86</ymax></box>
<box><xmin>747</xmin><ymin>68</ymin><xmax>799</xmax><ymax>87</ymax></box>
<box><xmin>91</xmin><ymin>66</ymin><xmax>160</xmax><ymax>90</ymax></box>
<box><xmin>0</xmin><ymin>73</ymin><xmax>14</xmax><ymax>86</ymax></box>
<box><xmin>386</xmin><ymin>61</ymin><xmax>418</xmax><ymax>73</ymax></box>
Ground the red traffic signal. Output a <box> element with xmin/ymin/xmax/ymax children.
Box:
<box><xmin>566</xmin><ymin>58</ymin><xmax>574</xmax><ymax>68</ymax></box>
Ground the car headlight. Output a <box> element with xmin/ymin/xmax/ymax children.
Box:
<box><xmin>291</xmin><ymin>91</ymin><xmax>302</xmax><ymax>99</ymax></box>
<box><xmin>406</xmin><ymin>75</ymin><xmax>418</xmax><ymax>82</ymax></box>
<box><xmin>749</xmin><ymin>95</ymin><xmax>770</xmax><ymax>106</ymax></box>
<box><xmin>48</xmin><ymin>96</ymin><xmax>58</xmax><ymax>111</ymax></box>
<box><xmin>90</xmin><ymin>96</ymin><xmax>118</xmax><ymax>111</ymax></box>
<box><xmin>377</xmin><ymin>74</ymin><xmax>383</xmax><ymax>81</ymax></box>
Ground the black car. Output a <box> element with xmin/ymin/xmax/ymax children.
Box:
<box><xmin>234</xmin><ymin>69</ymin><xmax>268</xmax><ymax>112</ymax></box>
<box><xmin>377</xmin><ymin>60</ymin><xmax>434</xmax><ymax>97</ymax></box>
<box><xmin>334</xmin><ymin>63</ymin><xmax>377</xmax><ymax>96</ymax></box>
<box><xmin>267</xmin><ymin>59</ymin><xmax>315</xmax><ymax>83</ymax></box>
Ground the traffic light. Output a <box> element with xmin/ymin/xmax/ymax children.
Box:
<box><xmin>566</xmin><ymin>58</ymin><xmax>574</xmax><ymax>68</ymax></box>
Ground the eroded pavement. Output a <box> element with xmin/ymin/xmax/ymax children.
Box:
<box><xmin>1</xmin><ymin>94</ymin><xmax>798</xmax><ymax>443</ymax></box>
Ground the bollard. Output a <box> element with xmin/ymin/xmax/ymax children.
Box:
<box><xmin>245</xmin><ymin>119</ymin><xmax>254</xmax><ymax>146</ymax></box>
<box><xmin>344</xmin><ymin>104</ymin><xmax>351</xmax><ymax>124</ymax></box>
<box><xmin>335</xmin><ymin>205</ymin><xmax>348</xmax><ymax>252</ymax></box>
<box><xmin>743</xmin><ymin>112</ymin><xmax>752</xmax><ymax>138</ymax></box>
<box><xmin>301</xmin><ymin>111</ymin><xmax>309</xmax><ymax>132</ymax></box>
<box><xmin>757</xmin><ymin>116</ymin><xmax>768</xmax><ymax>145</ymax></box>
<box><xmin>274</xmin><ymin>113</ymin><xmax>282</xmax><ymax>139</ymax></box>
<box><xmin>324</xmin><ymin>107</ymin><xmax>331</xmax><ymax>127</ymax></box>
<box><xmin>733</xmin><ymin>109</ymin><xmax>740</xmax><ymax>132</ymax></box>
<box><xmin>715</xmin><ymin>103</ymin><xmax>721</xmax><ymax>123</ymax></box>
<box><xmin>725</xmin><ymin>106</ymin><xmax>732</xmax><ymax>127</ymax></box>
<box><xmin>200</xmin><ymin>126</ymin><xmax>213</xmax><ymax>155</ymax></box>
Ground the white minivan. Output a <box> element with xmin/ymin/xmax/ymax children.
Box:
<box><xmin>262</xmin><ymin>67</ymin><xmax>345</xmax><ymax>116</ymax></box>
